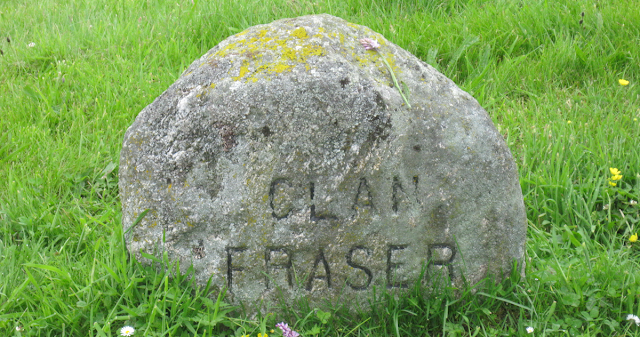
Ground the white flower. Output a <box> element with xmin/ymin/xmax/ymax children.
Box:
<box><xmin>359</xmin><ymin>38</ymin><xmax>380</xmax><ymax>50</ymax></box>
<box><xmin>526</xmin><ymin>326</ymin><xmax>534</xmax><ymax>333</ymax></box>
<box><xmin>28</xmin><ymin>42</ymin><xmax>35</xmax><ymax>48</ymax></box>
<box><xmin>630</xmin><ymin>200</ymin><xmax>638</xmax><ymax>205</ymax></box>
<box><xmin>627</xmin><ymin>314</ymin><xmax>640</xmax><ymax>326</ymax></box>
<box><xmin>16</xmin><ymin>326</ymin><xmax>24</xmax><ymax>332</ymax></box>
<box><xmin>120</xmin><ymin>326</ymin><xmax>135</xmax><ymax>336</ymax></box>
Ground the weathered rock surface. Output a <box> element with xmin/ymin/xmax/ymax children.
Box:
<box><xmin>120</xmin><ymin>14</ymin><xmax>526</xmax><ymax>309</ymax></box>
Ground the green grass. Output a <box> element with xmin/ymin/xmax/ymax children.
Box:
<box><xmin>1</xmin><ymin>0</ymin><xmax>639</xmax><ymax>335</ymax></box>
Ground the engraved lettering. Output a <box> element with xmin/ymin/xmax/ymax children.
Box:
<box><xmin>392</xmin><ymin>177</ymin><xmax>401</xmax><ymax>213</ymax></box>
<box><xmin>270</xmin><ymin>179</ymin><xmax>294</xmax><ymax>219</ymax></box>
<box><xmin>310</xmin><ymin>182</ymin><xmax>337</xmax><ymax>222</ymax></box>
<box><xmin>226</xmin><ymin>246</ymin><xmax>248</xmax><ymax>290</ymax></box>
<box><xmin>353</xmin><ymin>178</ymin><xmax>373</xmax><ymax>211</ymax></box>
<box><xmin>387</xmin><ymin>244</ymin><xmax>409</xmax><ymax>289</ymax></box>
<box><xmin>221</xmin><ymin>241</ymin><xmax>457</xmax><ymax>293</ymax></box>
<box><xmin>392</xmin><ymin>176</ymin><xmax>419</xmax><ymax>213</ymax></box>
<box><xmin>306</xmin><ymin>249</ymin><xmax>331</xmax><ymax>291</ymax></box>
<box><xmin>428</xmin><ymin>244</ymin><xmax>456</xmax><ymax>281</ymax></box>
<box><xmin>265</xmin><ymin>247</ymin><xmax>293</xmax><ymax>289</ymax></box>
<box><xmin>346</xmin><ymin>246</ymin><xmax>373</xmax><ymax>290</ymax></box>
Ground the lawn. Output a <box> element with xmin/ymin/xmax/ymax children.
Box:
<box><xmin>1</xmin><ymin>0</ymin><xmax>639</xmax><ymax>336</ymax></box>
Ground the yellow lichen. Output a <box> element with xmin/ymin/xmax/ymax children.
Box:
<box><xmin>232</xmin><ymin>60</ymin><xmax>251</xmax><ymax>81</ymax></box>
<box><xmin>272</xmin><ymin>63</ymin><xmax>294</xmax><ymax>73</ymax></box>
<box><xmin>291</xmin><ymin>27</ymin><xmax>308</xmax><ymax>39</ymax></box>
<box><xmin>213</xmin><ymin>25</ymin><xmax>327</xmax><ymax>82</ymax></box>
<box><xmin>282</xmin><ymin>47</ymin><xmax>297</xmax><ymax>61</ymax></box>
<box><xmin>384</xmin><ymin>55</ymin><xmax>399</xmax><ymax>73</ymax></box>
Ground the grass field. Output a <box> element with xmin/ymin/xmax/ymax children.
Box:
<box><xmin>1</xmin><ymin>0</ymin><xmax>639</xmax><ymax>335</ymax></box>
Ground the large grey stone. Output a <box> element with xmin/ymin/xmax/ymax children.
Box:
<box><xmin>120</xmin><ymin>14</ymin><xmax>526</xmax><ymax>309</ymax></box>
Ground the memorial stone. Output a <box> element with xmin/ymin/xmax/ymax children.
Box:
<box><xmin>119</xmin><ymin>14</ymin><xmax>527</xmax><ymax>309</ymax></box>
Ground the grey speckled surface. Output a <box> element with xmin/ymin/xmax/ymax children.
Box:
<box><xmin>119</xmin><ymin>14</ymin><xmax>526</xmax><ymax>310</ymax></box>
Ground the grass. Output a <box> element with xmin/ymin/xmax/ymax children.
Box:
<box><xmin>1</xmin><ymin>0</ymin><xmax>639</xmax><ymax>335</ymax></box>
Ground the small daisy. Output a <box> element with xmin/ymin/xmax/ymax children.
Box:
<box><xmin>120</xmin><ymin>326</ymin><xmax>135</xmax><ymax>336</ymax></box>
<box><xmin>28</xmin><ymin>42</ymin><xmax>35</xmax><ymax>48</ymax></box>
<box><xmin>627</xmin><ymin>314</ymin><xmax>640</xmax><ymax>326</ymax></box>
<box><xmin>526</xmin><ymin>326</ymin><xmax>534</xmax><ymax>333</ymax></box>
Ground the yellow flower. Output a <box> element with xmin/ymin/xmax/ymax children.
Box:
<box><xmin>611</xmin><ymin>174</ymin><xmax>623</xmax><ymax>181</ymax></box>
<box><xmin>630</xmin><ymin>233</ymin><xmax>638</xmax><ymax>243</ymax></box>
<box><xmin>619</xmin><ymin>79</ymin><xmax>630</xmax><ymax>86</ymax></box>
<box><xmin>609</xmin><ymin>181</ymin><xmax>617</xmax><ymax>187</ymax></box>
<box><xmin>610</xmin><ymin>168</ymin><xmax>621</xmax><ymax>175</ymax></box>
<box><xmin>258</xmin><ymin>334</ymin><xmax>268</xmax><ymax>337</ymax></box>
<box><xmin>270</xmin><ymin>330</ymin><xmax>275</xmax><ymax>334</ymax></box>
<box><xmin>567</xmin><ymin>120</ymin><xmax>572</xmax><ymax>124</ymax></box>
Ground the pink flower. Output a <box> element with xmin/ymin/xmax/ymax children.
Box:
<box><xmin>359</xmin><ymin>38</ymin><xmax>380</xmax><ymax>50</ymax></box>
<box><xmin>276</xmin><ymin>322</ymin><xmax>299</xmax><ymax>337</ymax></box>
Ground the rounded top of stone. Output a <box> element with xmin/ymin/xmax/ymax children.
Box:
<box><xmin>192</xmin><ymin>14</ymin><xmax>398</xmax><ymax>82</ymax></box>
<box><xmin>175</xmin><ymin>13</ymin><xmax>456</xmax><ymax>111</ymax></box>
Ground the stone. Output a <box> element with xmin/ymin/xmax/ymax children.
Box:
<box><xmin>119</xmin><ymin>14</ymin><xmax>526</xmax><ymax>309</ymax></box>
